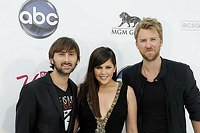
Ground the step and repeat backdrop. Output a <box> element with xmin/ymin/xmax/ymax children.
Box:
<box><xmin>0</xmin><ymin>0</ymin><xmax>200</xmax><ymax>132</ymax></box>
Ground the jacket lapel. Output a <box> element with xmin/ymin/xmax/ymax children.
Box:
<box><xmin>66</xmin><ymin>79</ymin><xmax>77</xmax><ymax>133</ymax></box>
<box><xmin>45</xmin><ymin>72</ymin><xmax>64</xmax><ymax>120</ymax></box>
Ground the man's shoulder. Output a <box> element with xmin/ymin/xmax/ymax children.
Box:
<box><xmin>22</xmin><ymin>74</ymin><xmax>49</xmax><ymax>91</ymax></box>
<box><xmin>68</xmin><ymin>78</ymin><xmax>77</xmax><ymax>89</ymax></box>
<box><xmin>163</xmin><ymin>58</ymin><xmax>189</xmax><ymax>69</ymax></box>
<box><xmin>123</xmin><ymin>63</ymin><xmax>141</xmax><ymax>75</ymax></box>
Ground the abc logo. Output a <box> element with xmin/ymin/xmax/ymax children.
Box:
<box><xmin>19</xmin><ymin>0</ymin><xmax>59</xmax><ymax>39</ymax></box>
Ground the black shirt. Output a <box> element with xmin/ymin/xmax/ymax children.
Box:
<box><xmin>141</xmin><ymin>78</ymin><xmax>168</xmax><ymax>133</ymax></box>
<box><xmin>55</xmin><ymin>84</ymin><xmax>73</xmax><ymax>132</ymax></box>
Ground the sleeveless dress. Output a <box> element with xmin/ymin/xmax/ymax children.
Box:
<box><xmin>78</xmin><ymin>83</ymin><xmax>128</xmax><ymax>133</ymax></box>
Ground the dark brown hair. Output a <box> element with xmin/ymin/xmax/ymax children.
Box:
<box><xmin>48</xmin><ymin>37</ymin><xmax>80</xmax><ymax>69</ymax></box>
<box><xmin>79</xmin><ymin>47</ymin><xmax>117</xmax><ymax>117</ymax></box>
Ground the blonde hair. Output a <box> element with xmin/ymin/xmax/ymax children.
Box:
<box><xmin>134</xmin><ymin>17</ymin><xmax>163</xmax><ymax>42</ymax></box>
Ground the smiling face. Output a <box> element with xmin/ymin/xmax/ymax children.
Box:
<box><xmin>136</xmin><ymin>28</ymin><xmax>162</xmax><ymax>62</ymax></box>
<box><xmin>94</xmin><ymin>59</ymin><xmax>116</xmax><ymax>86</ymax></box>
<box><xmin>51</xmin><ymin>49</ymin><xmax>78</xmax><ymax>76</ymax></box>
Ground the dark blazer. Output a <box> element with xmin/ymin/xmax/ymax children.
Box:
<box><xmin>15</xmin><ymin>72</ymin><xmax>78</xmax><ymax>133</ymax></box>
<box><xmin>122</xmin><ymin>58</ymin><xmax>200</xmax><ymax>133</ymax></box>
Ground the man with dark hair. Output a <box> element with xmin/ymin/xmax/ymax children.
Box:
<box><xmin>16</xmin><ymin>37</ymin><xmax>80</xmax><ymax>133</ymax></box>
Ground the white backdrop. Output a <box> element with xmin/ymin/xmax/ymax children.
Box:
<box><xmin>1</xmin><ymin>0</ymin><xmax>200</xmax><ymax>133</ymax></box>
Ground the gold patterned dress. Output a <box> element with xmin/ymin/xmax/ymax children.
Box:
<box><xmin>78</xmin><ymin>82</ymin><xmax>128</xmax><ymax>133</ymax></box>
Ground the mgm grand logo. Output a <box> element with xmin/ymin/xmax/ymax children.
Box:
<box><xmin>112</xmin><ymin>12</ymin><xmax>141</xmax><ymax>35</ymax></box>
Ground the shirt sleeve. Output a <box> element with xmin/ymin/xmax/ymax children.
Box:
<box><xmin>184</xmin><ymin>65</ymin><xmax>200</xmax><ymax>121</ymax></box>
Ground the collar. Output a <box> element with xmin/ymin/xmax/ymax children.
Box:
<box><xmin>139</xmin><ymin>57</ymin><xmax>167</xmax><ymax>82</ymax></box>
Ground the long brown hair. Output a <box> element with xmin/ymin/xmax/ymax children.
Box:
<box><xmin>79</xmin><ymin>47</ymin><xmax>117</xmax><ymax>117</ymax></box>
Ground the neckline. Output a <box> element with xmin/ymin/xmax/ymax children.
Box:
<box><xmin>98</xmin><ymin>82</ymin><xmax>122</xmax><ymax>120</ymax></box>
<box><xmin>87</xmin><ymin>82</ymin><xmax>122</xmax><ymax>130</ymax></box>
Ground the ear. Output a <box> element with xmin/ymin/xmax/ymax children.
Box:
<box><xmin>114</xmin><ymin>65</ymin><xmax>117</xmax><ymax>73</ymax></box>
<box><xmin>77</xmin><ymin>60</ymin><xmax>80</xmax><ymax>65</ymax></box>
<box><xmin>50</xmin><ymin>58</ymin><xmax>53</xmax><ymax>64</ymax></box>
<box><xmin>136</xmin><ymin>41</ymin><xmax>139</xmax><ymax>49</ymax></box>
<box><xmin>75</xmin><ymin>60</ymin><xmax>80</xmax><ymax>67</ymax></box>
<box><xmin>160</xmin><ymin>39</ymin><xmax>163</xmax><ymax>47</ymax></box>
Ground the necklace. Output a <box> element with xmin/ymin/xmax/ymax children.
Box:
<box><xmin>142</xmin><ymin>67</ymin><xmax>156</xmax><ymax>82</ymax></box>
<box><xmin>143</xmin><ymin>67</ymin><xmax>147</xmax><ymax>78</ymax></box>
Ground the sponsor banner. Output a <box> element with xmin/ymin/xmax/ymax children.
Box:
<box><xmin>111</xmin><ymin>12</ymin><xmax>141</xmax><ymax>35</ymax></box>
<box><xmin>182</xmin><ymin>21</ymin><xmax>200</xmax><ymax>31</ymax></box>
<box><xmin>19</xmin><ymin>0</ymin><xmax>59</xmax><ymax>39</ymax></box>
